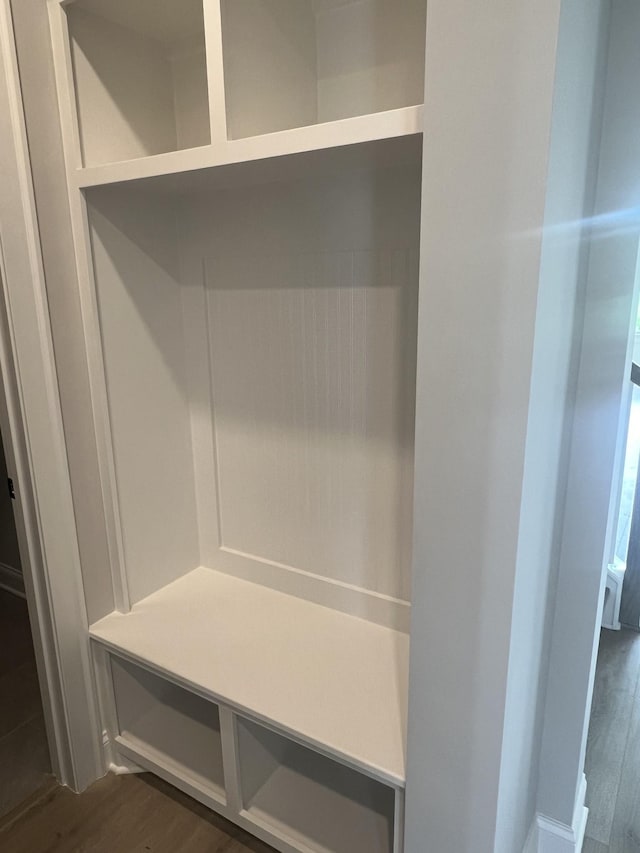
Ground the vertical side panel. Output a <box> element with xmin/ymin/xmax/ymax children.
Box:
<box><xmin>393</xmin><ymin>788</ymin><xmax>405</xmax><ymax>853</ymax></box>
<box><xmin>203</xmin><ymin>0</ymin><xmax>230</xmax><ymax>145</ymax></box>
<box><xmin>87</xmin><ymin>187</ymin><xmax>199</xmax><ymax>605</ymax></box>
<box><xmin>179</xmin><ymin>222</ymin><xmax>220</xmax><ymax>568</ymax></box>
<box><xmin>47</xmin><ymin>2</ymin><xmax>83</xmax><ymax>169</ymax></box>
<box><xmin>48</xmin><ymin>0</ymin><xmax>130</xmax><ymax>614</ymax></box>
<box><xmin>220</xmin><ymin>706</ymin><xmax>243</xmax><ymax>812</ymax></box>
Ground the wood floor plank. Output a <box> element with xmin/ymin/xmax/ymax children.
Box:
<box><xmin>0</xmin><ymin>776</ymin><xmax>57</xmax><ymax>833</ymax></box>
<box><xmin>607</xmin><ymin>648</ymin><xmax>640</xmax><ymax>853</ymax></box>
<box><xmin>0</xmin><ymin>592</ymin><xmax>35</xmax><ymax>678</ymax></box>
<box><xmin>585</xmin><ymin>630</ymin><xmax>640</xmax><ymax>844</ymax></box>
<box><xmin>596</xmin><ymin>629</ymin><xmax>640</xmax><ymax>685</ymax></box>
<box><xmin>621</xmin><ymin>463</ymin><xmax>640</xmax><ymax>627</ymax></box>
<box><xmin>0</xmin><ymin>772</ymin><xmax>276</xmax><ymax>853</ymax></box>
<box><xmin>0</xmin><ymin>587</ymin><xmax>51</xmax><ymax>822</ymax></box>
<box><xmin>0</xmin><ymin>661</ymin><xmax>42</xmax><ymax>740</ymax></box>
<box><xmin>586</xmin><ymin>688</ymin><xmax>635</xmax><ymax>846</ymax></box>
<box><xmin>0</xmin><ymin>714</ymin><xmax>50</xmax><ymax>819</ymax></box>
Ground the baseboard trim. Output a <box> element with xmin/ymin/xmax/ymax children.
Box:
<box><xmin>524</xmin><ymin>775</ymin><xmax>588</xmax><ymax>853</ymax></box>
<box><xmin>106</xmin><ymin>731</ymin><xmax>143</xmax><ymax>775</ymax></box>
<box><xmin>0</xmin><ymin>561</ymin><xmax>24</xmax><ymax>597</ymax></box>
<box><xmin>109</xmin><ymin>758</ymin><xmax>144</xmax><ymax>775</ymax></box>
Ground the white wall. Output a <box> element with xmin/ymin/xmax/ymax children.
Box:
<box><xmin>404</xmin><ymin>2</ymin><xmax>564</xmax><ymax>851</ymax></box>
<box><xmin>538</xmin><ymin>0</ymin><xmax>640</xmax><ymax>827</ymax></box>
<box><xmin>495</xmin><ymin>0</ymin><xmax>609</xmax><ymax>847</ymax></box>
<box><xmin>405</xmin><ymin>0</ymin><xmax>617</xmax><ymax>847</ymax></box>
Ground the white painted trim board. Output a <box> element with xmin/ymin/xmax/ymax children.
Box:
<box><xmin>48</xmin><ymin>0</ymin><xmax>131</xmax><ymax>613</ymax></box>
<box><xmin>0</xmin><ymin>0</ymin><xmax>103</xmax><ymax>790</ymax></box>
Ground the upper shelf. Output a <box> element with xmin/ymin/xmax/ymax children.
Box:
<box><xmin>74</xmin><ymin>106</ymin><xmax>423</xmax><ymax>190</ymax></box>
<box><xmin>51</xmin><ymin>0</ymin><xmax>426</xmax><ymax>184</ymax></box>
<box><xmin>90</xmin><ymin>567</ymin><xmax>409</xmax><ymax>787</ymax></box>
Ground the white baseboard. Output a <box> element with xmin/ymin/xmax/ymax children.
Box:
<box><xmin>0</xmin><ymin>560</ymin><xmax>24</xmax><ymax>597</ymax></box>
<box><xmin>104</xmin><ymin>731</ymin><xmax>143</xmax><ymax>775</ymax></box>
<box><xmin>109</xmin><ymin>758</ymin><xmax>144</xmax><ymax>775</ymax></box>
<box><xmin>524</xmin><ymin>775</ymin><xmax>588</xmax><ymax>853</ymax></box>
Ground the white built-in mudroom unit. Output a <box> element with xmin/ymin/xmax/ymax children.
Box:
<box><xmin>0</xmin><ymin>0</ymin><xmax>622</xmax><ymax>850</ymax></box>
<box><xmin>48</xmin><ymin>2</ymin><xmax>424</xmax><ymax>851</ymax></box>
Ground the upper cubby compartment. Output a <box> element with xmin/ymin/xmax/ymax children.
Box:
<box><xmin>63</xmin><ymin>0</ymin><xmax>211</xmax><ymax>167</ymax></box>
<box><xmin>220</xmin><ymin>0</ymin><xmax>427</xmax><ymax>140</ymax></box>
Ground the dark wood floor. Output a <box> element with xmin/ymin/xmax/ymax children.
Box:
<box><xmin>585</xmin><ymin>627</ymin><xmax>640</xmax><ymax>852</ymax></box>
<box><xmin>0</xmin><ymin>588</ymin><xmax>50</xmax><ymax>819</ymax></box>
<box><xmin>0</xmin><ymin>771</ymin><xmax>276</xmax><ymax>853</ymax></box>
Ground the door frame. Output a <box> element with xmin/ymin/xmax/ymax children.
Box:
<box><xmin>0</xmin><ymin>0</ymin><xmax>102</xmax><ymax>791</ymax></box>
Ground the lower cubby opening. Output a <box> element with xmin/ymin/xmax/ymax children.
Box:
<box><xmin>237</xmin><ymin>717</ymin><xmax>396</xmax><ymax>853</ymax></box>
<box><xmin>110</xmin><ymin>655</ymin><xmax>225</xmax><ymax>801</ymax></box>
<box><xmin>102</xmin><ymin>645</ymin><xmax>402</xmax><ymax>853</ymax></box>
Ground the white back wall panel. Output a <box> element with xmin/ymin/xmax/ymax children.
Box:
<box><xmin>315</xmin><ymin>0</ymin><xmax>427</xmax><ymax>124</ymax></box>
<box><xmin>184</xmin><ymin>164</ymin><xmax>420</xmax><ymax>602</ymax></box>
<box><xmin>171</xmin><ymin>44</ymin><xmax>210</xmax><ymax>151</ymax></box>
<box><xmin>221</xmin><ymin>0</ymin><xmax>318</xmax><ymax>139</ymax></box>
<box><xmin>206</xmin><ymin>249</ymin><xmax>417</xmax><ymax>598</ymax></box>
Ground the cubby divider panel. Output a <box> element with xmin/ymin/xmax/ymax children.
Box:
<box><xmin>111</xmin><ymin>655</ymin><xmax>225</xmax><ymax>798</ymax></box>
<box><xmin>64</xmin><ymin>0</ymin><xmax>211</xmax><ymax>166</ymax></box>
<box><xmin>237</xmin><ymin>717</ymin><xmax>396</xmax><ymax>853</ymax></box>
